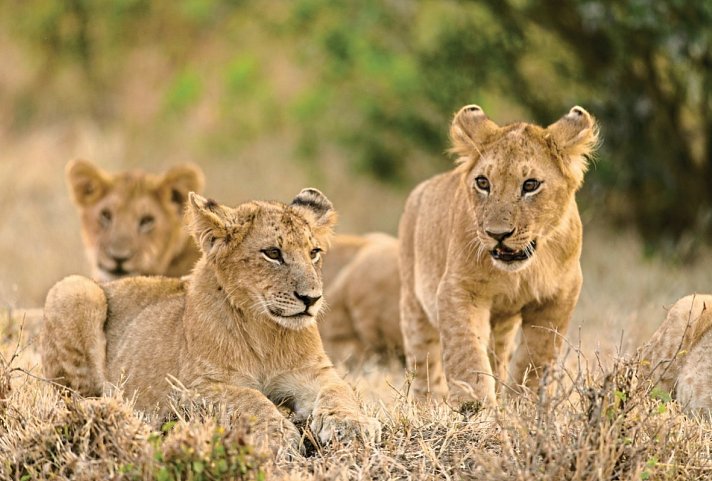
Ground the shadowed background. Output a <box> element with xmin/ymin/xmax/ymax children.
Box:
<box><xmin>0</xmin><ymin>0</ymin><xmax>710</xmax><ymax>355</ymax></box>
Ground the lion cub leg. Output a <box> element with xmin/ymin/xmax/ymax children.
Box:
<box><xmin>489</xmin><ymin>314</ymin><xmax>521</xmax><ymax>395</ymax></box>
<box><xmin>196</xmin><ymin>382</ymin><xmax>302</xmax><ymax>456</ymax></box>
<box><xmin>41</xmin><ymin>275</ymin><xmax>108</xmax><ymax>396</ymax></box>
<box><xmin>509</xmin><ymin>291</ymin><xmax>578</xmax><ymax>392</ymax></box>
<box><xmin>400</xmin><ymin>289</ymin><xmax>447</xmax><ymax>400</ymax></box>
<box><xmin>287</xmin><ymin>369</ymin><xmax>381</xmax><ymax>446</ymax></box>
<box><xmin>436</xmin><ymin>285</ymin><xmax>496</xmax><ymax>408</ymax></box>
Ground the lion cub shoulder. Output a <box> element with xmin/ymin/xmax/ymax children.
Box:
<box><xmin>639</xmin><ymin>294</ymin><xmax>712</xmax><ymax>416</ymax></box>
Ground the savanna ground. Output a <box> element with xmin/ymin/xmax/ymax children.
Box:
<box><xmin>1</xmin><ymin>125</ymin><xmax>711</xmax><ymax>479</ymax></box>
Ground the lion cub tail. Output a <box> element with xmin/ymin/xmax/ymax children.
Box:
<box><xmin>41</xmin><ymin>275</ymin><xmax>109</xmax><ymax>396</ymax></box>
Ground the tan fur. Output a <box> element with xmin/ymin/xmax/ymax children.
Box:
<box><xmin>41</xmin><ymin>189</ymin><xmax>380</xmax><ymax>455</ymax></box>
<box><xmin>320</xmin><ymin>233</ymin><xmax>403</xmax><ymax>363</ymax></box>
<box><xmin>66</xmin><ymin>159</ymin><xmax>205</xmax><ymax>281</ymax></box>
<box><xmin>399</xmin><ymin>105</ymin><xmax>599</xmax><ymax>408</ymax></box>
<box><xmin>321</xmin><ymin>234</ymin><xmax>372</xmax><ymax>286</ymax></box>
<box><xmin>639</xmin><ymin>294</ymin><xmax>712</xmax><ymax>416</ymax></box>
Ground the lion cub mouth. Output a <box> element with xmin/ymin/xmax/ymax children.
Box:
<box><xmin>266</xmin><ymin>308</ymin><xmax>316</xmax><ymax>330</ymax></box>
<box><xmin>490</xmin><ymin>240</ymin><xmax>537</xmax><ymax>263</ymax></box>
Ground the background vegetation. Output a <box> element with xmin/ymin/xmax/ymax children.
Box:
<box><xmin>2</xmin><ymin>0</ymin><xmax>711</xmax><ymax>244</ymax></box>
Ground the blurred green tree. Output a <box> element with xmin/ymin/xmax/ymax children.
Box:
<box><xmin>284</xmin><ymin>0</ymin><xmax>712</xmax><ymax>249</ymax></box>
<box><xmin>1</xmin><ymin>0</ymin><xmax>710</xmax><ymax>248</ymax></box>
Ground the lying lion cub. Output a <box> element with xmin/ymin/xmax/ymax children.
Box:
<box><xmin>399</xmin><ymin>105</ymin><xmax>599</xmax><ymax>408</ymax></box>
<box><xmin>41</xmin><ymin>189</ymin><xmax>380</xmax><ymax>453</ymax></box>
<box><xmin>639</xmin><ymin>294</ymin><xmax>712</xmax><ymax>416</ymax></box>
<box><xmin>320</xmin><ymin>233</ymin><xmax>403</xmax><ymax>363</ymax></box>
<box><xmin>66</xmin><ymin>159</ymin><xmax>204</xmax><ymax>281</ymax></box>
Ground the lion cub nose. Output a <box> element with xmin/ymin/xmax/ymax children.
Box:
<box><xmin>111</xmin><ymin>254</ymin><xmax>131</xmax><ymax>266</ymax></box>
<box><xmin>294</xmin><ymin>292</ymin><xmax>321</xmax><ymax>308</ymax></box>
<box><xmin>485</xmin><ymin>228</ymin><xmax>515</xmax><ymax>242</ymax></box>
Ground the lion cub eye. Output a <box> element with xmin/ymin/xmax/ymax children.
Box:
<box><xmin>139</xmin><ymin>215</ymin><xmax>155</xmax><ymax>233</ymax></box>
<box><xmin>310</xmin><ymin>247</ymin><xmax>322</xmax><ymax>263</ymax></box>
<box><xmin>522</xmin><ymin>179</ymin><xmax>542</xmax><ymax>195</ymax></box>
<box><xmin>261</xmin><ymin>247</ymin><xmax>284</xmax><ymax>264</ymax></box>
<box><xmin>474</xmin><ymin>176</ymin><xmax>490</xmax><ymax>193</ymax></box>
<box><xmin>99</xmin><ymin>209</ymin><xmax>112</xmax><ymax>228</ymax></box>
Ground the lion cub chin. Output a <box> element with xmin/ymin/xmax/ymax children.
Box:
<box><xmin>399</xmin><ymin>104</ymin><xmax>599</xmax><ymax>409</ymax></box>
<box><xmin>41</xmin><ymin>189</ymin><xmax>380</xmax><ymax>456</ymax></box>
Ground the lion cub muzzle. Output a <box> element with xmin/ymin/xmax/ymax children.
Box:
<box><xmin>490</xmin><ymin>239</ymin><xmax>537</xmax><ymax>264</ymax></box>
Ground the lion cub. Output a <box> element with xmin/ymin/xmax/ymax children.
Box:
<box><xmin>399</xmin><ymin>105</ymin><xmax>599</xmax><ymax>408</ymax></box>
<box><xmin>66</xmin><ymin>159</ymin><xmax>204</xmax><ymax>281</ymax></box>
<box><xmin>42</xmin><ymin>189</ymin><xmax>380</xmax><ymax>454</ymax></box>
<box><xmin>320</xmin><ymin>233</ymin><xmax>403</xmax><ymax>363</ymax></box>
<box><xmin>639</xmin><ymin>294</ymin><xmax>712</xmax><ymax>416</ymax></box>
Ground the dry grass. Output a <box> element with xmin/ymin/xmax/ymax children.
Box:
<box><xmin>1</xmin><ymin>308</ymin><xmax>711</xmax><ymax>481</ymax></box>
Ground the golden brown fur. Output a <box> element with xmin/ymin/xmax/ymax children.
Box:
<box><xmin>321</xmin><ymin>234</ymin><xmax>372</xmax><ymax>286</ymax></box>
<box><xmin>639</xmin><ymin>294</ymin><xmax>712</xmax><ymax>416</ymax></box>
<box><xmin>320</xmin><ymin>233</ymin><xmax>403</xmax><ymax>363</ymax></box>
<box><xmin>41</xmin><ymin>189</ymin><xmax>380</xmax><ymax>455</ymax></box>
<box><xmin>399</xmin><ymin>105</ymin><xmax>599</xmax><ymax>408</ymax></box>
<box><xmin>66</xmin><ymin>159</ymin><xmax>204</xmax><ymax>281</ymax></box>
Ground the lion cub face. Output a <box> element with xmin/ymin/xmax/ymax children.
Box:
<box><xmin>66</xmin><ymin>159</ymin><xmax>204</xmax><ymax>281</ymax></box>
<box><xmin>450</xmin><ymin>105</ymin><xmax>598</xmax><ymax>272</ymax></box>
<box><xmin>189</xmin><ymin>189</ymin><xmax>336</xmax><ymax>330</ymax></box>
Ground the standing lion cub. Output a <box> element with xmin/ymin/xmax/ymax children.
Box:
<box><xmin>41</xmin><ymin>189</ymin><xmax>379</xmax><ymax>454</ymax></box>
<box><xmin>399</xmin><ymin>105</ymin><xmax>599</xmax><ymax>409</ymax></box>
<box><xmin>66</xmin><ymin>159</ymin><xmax>204</xmax><ymax>281</ymax></box>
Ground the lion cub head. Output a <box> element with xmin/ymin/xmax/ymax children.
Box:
<box><xmin>188</xmin><ymin>188</ymin><xmax>336</xmax><ymax>330</ymax></box>
<box><xmin>66</xmin><ymin>159</ymin><xmax>204</xmax><ymax>281</ymax></box>
<box><xmin>450</xmin><ymin>105</ymin><xmax>599</xmax><ymax>272</ymax></box>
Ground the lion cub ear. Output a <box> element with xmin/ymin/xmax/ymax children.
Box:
<box><xmin>188</xmin><ymin>193</ymin><xmax>249</xmax><ymax>258</ymax></box>
<box><xmin>159</xmin><ymin>163</ymin><xmax>205</xmax><ymax>209</ymax></box>
<box><xmin>290</xmin><ymin>188</ymin><xmax>337</xmax><ymax>243</ymax></box>
<box><xmin>66</xmin><ymin>159</ymin><xmax>112</xmax><ymax>207</ymax></box>
<box><xmin>449</xmin><ymin>105</ymin><xmax>500</xmax><ymax>159</ymax></box>
<box><xmin>546</xmin><ymin>106</ymin><xmax>600</xmax><ymax>188</ymax></box>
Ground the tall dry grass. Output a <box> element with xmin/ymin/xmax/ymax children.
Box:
<box><xmin>1</xmin><ymin>310</ymin><xmax>711</xmax><ymax>480</ymax></box>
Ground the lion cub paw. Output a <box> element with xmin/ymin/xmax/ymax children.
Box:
<box><xmin>250</xmin><ymin>418</ymin><xmax>303</xmax><ymax>458</ymax></box>
<box><xmin>310</xmin><ymin>413</ymin><xmax>381</xmax><ymax>446</ymax></box>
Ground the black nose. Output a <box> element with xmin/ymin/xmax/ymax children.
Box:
<box><xmin>486</xmin><ymin>229</ymin><xmax>515</xmax><ymax>242</ymax></box>
<box><xmin>111</xmin><ymin>255</ymin><xmax>131</xmax><ymax>267</ymax></box>
<box><xmin>294</xmin><ymin>292</ymin><xmax>321</xmax><ymax>308</ymax></box>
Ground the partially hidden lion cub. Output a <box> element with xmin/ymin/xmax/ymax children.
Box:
<box><xmin>399</xmin><ymin>105</ymin><xmax>599</xmax><ymax>408</ymax></box>
<box><xmin>66</xmin><ymin>159</ymin><xmax>205</xmax><ymax>281</ymax></box>
<box><xmin>639</xmin><ymin>294</ymin><xmax>712</xmax><ymax>416</ymax></box>
<box><xmin>320</xmin><ymin>233</ymin><xmax>403</xmax><ymax>363</ymax></box>
<box><xmin>41</xmin><ymin>189</ymin><xmax>380</xmax><ymax>454</ymax></box>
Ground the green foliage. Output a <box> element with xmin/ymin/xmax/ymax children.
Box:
<box><xmin>282</xmin><ymin>0</ymin><xmax>712</xmax><ymax>246</ymax></box>
<box><xmin>145</xmin><ymin>424</ymin><xmax>265</xmax><ymax>481</ymax></box>
<box><xmin>164</xmin><ymin>69</ymin><xmax>203</xmax><ymax>114</ymax></box>
<box><xmin>0</xmin><ymin>0</ymin><xmax>710</xmax><ymax>245</ymax></box>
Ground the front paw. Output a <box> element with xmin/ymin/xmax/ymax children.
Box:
<box><xmin>248</xmin><ymin>416</ymin><xmax>302</xmax><ymax>458</ymax></box>
<box><xmin>310</xmin><ymin>413</ymin><xmax>381</xmax><ymax>446</ymax></box>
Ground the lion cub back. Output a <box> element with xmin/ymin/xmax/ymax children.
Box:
<box><xmin>320</xmin><ymin>233</ymin><xmax>403</xmax><ymax>362</ymax></box>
